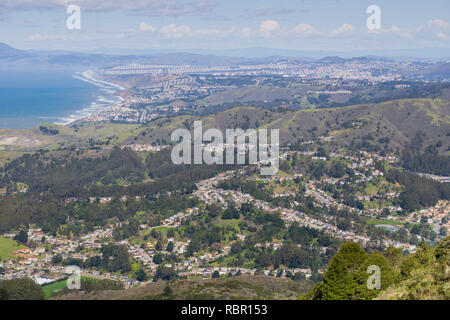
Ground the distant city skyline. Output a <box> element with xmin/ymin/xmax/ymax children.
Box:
<box><xmin>0</xmin><ymin>0</ymin><xmax>449</xmax><ymax>55</ymax></box>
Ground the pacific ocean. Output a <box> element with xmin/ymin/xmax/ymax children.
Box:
<box><xmin>0</xmin><ymin>70</ymin><xmax>106</xmax><ymax>129</ymax></box>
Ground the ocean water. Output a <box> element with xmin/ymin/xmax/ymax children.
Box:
<box><xmin>0</xmin><ymin>70</ymin><xmax>121</xmax><ymax>129</ymax></box>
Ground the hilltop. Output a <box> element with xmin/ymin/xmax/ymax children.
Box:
<box><xmin>119</xmin><ymin>98</ymin><xmax>450</xmax><ymax>156</ymax></box>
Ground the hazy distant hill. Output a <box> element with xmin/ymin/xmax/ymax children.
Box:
<box><xmin>425</xmin><ymin>62</ymin><xmax>450</xmax><ymax>80</ymax></box>
<box><xmin>0</xmin><ymin>42</ymin><xmax>30</xmax><ymax>59</ymax></box>
<box><xmin>0</xmin><ymin>42</ymin><xmax>267</xmax><ymax>69</ymax></box>
<box><xmin>1</xmin><ymin>42</ymin><xmax>448</xmax><ymax>69</ymax></box>
<box><xmin>93</xmin><ymin>47</ymin><xmax>450</xmax><ymax>60</ymax></box>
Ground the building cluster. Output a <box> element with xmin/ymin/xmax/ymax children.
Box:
<box><xmin>103</xmin><ymin>61</ymin><xmax>409</xmax><ymax>83</ymax></box>
<box><xmin>2</xmin><ymin>143</ymin><xmax>448</xmax><ymax>291</ymax></box>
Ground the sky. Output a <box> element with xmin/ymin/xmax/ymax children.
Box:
<box><xmin>0</xmin><ymin>0</ymin><xmax>450</xmax><ymax>53</ymax></box>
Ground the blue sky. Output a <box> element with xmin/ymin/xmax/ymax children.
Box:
<box><xmin>0</xmin><ymin>0</ymin><xmax>449</xmax><ymax>52</ymax></box>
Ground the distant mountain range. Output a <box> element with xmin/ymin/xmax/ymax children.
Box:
<box><xmin>1</xmin><ymin>42</ymin><xmax>450</xmax><ymax>70</ymax></box>
<box><xmin>0</xmin><ymin>42</ymin><xmax>270</xmax><ymax>69</ymax></box>
<box><xmin>82</xmin><ymin>46</ymin><xmax>450</xmax><ymax>60</ymax></box>
<box><xmin>0</xmin><ymin>43</ymin><xmax>32</xmax><ymax>59</ymax></box>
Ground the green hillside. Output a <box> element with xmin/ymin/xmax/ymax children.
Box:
<box><xmin>0</xmin><ymin>236</ymin><xmax>24</xmax><ymax>259</ymax></box>
<box><xmin>1</xmin><ymin>98</ymin><xmax>449</xmax><ymax>166</ymax></box>
<box><xmin>130</xmin><ymin>98</ymin><xmax>450</xmax><ymax>156</ymax></box>
<box><xmin>302</xmin><ymin>236</ymin><xmax>450</xmax><ymax>300</ymax></box>
<box><xmin>376</xmin><ymin>237</ymin><xmax>450</xmax><ymax>300</ymax></box>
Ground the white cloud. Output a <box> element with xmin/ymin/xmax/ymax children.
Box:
<box><xmin>194</xmin><ymin>27</ymin><xmax>242</xmax><ymax>38</ymax></box>
<box><xmin>156</xmin><ymin>24</ymin><xmax>254</xmax><ymax>39</ymax></box>
<box><xmin>331</xmin><ymin>24</ymin><xmax>354</xmax><ymax>36</ymax></box>
<box><xmin>418</xmin><ymin>19</ymin><xmax>450</xmax><ymax>32</ymax></box>
<box><xmin>417</xmin><ymin>19</ymin><xmax>450</xmax><ymax>39</ymax></box>
<box><xmin>194</xmin><ymin>28</ymin><xmax>223</xmax><ymax>37</ymax></box>
<box><xmin>259</xmin><ymin>20</ymin><xmax>280</xmax><ymax>38</ymax></box>
<box><xmin>292</xmin><ymin>23</ymin><xmax>320</xmax><ymax>37</ymax></box>
<box><xmin>160</xmin><ymin>24</ymin><xmax>192</xmax><ymax>39</ymax></box>
<box><xmin>365</xmin><ymin>19</ymin><xmax>450</xmax><ymax>41</ymax></box>
<box><xmin>139</xmin><ymin>22</ymin><xmax>157</xmax><ymax>32</ymax></box>
<box><xmin>367</xmin><ymin>25</ymin><xmax>412</xmax><ymax>39</ymax></box>
<box><xmin>241</xmin><ymin>27</ymin><xmax>252</xmax><ymax>38</ymax></box>
<box><xmin>130</xmin><ymin>18</ymin><xmax>450</xmax><ymax>43</ymax></box>
<box><xmin>437</xmin><ymin>32</ymin><xmax>449</xmax><ymax>39</ymax></box>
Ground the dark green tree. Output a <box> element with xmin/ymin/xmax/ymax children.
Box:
<box><xmin>14</xmin><ymin>230</ymin><xmax>28</xmax><ymax>244</ymax></box>
<box><xmin>135</xmin><ymin>269</ymin><xmax>148</xmax><ymax>282</ymax></box>
<box><xmin>0</xmin><ymin>278</ymin><xmax>45</xmax><ymax>300</ymax></box>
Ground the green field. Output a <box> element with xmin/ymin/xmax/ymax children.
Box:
<box><xmin>42</xmin><ymin>279</ymin><xmax>68</xmax><ymax>298</ymax></box>
<box><xmin>215</xmin><ymin>219</ymin><xmax>241</xmax><ymax>232</ymax></box>
<box><xmin>0</xmin><ymin>236</ymin><xmax>24</xmax><ymax>259</ymax></box>
<box><xmin>42</xmin><ymin>276</ymin><xmax>98</xmax><ymax>298</ymax></box>
<box><xmin>364</xmin><ymin>218</ymin><xmax>404</xmax><ymax>226</ymax></box>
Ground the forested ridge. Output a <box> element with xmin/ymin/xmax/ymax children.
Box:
<box><xmin>401</xmin><ymin>132</ymin><xmax>450</xmax><ymax>176</ymax></box>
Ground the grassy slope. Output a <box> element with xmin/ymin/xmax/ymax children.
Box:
<box><xmin>0</xmin><ymin>236</ymin><xmax>24</xmax><ymax>260</ymax></box>
<box><xmin>0</xmin><ymin>122</ymin><xmax>142</xmax><ymax>165</ymax></box>
<box><xmin>376</xmin><ymin>237</ymin><xmax>450</xmax><ymax>300</ymax></box>
<box><xmin>42</xmin><ymin>279</ymin><xmax>68</xmax><ymax>298</ymax></box>
<box><xmin>42</xmin><ymin>276</ymin><xmax>100</xmax><ymax>298</ymax></box>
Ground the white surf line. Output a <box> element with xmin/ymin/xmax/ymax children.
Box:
<box><xmin>75</xmin><ymin>70</ymin><xmax>125</xmax><ymax>91</ymax></box>
<box><xmin>53</xmin><ymin>70</ymin><xmax>126</xmax><ymax>126</ymax></box>
<box><xmin>74</xmin><ymin>71</ymin><xmax>125</xmax><ymax>104</ymax></box>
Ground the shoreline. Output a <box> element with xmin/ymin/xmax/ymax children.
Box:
<box><xmin>55</xmin><ymin>70</ymin><xmax>125</xmax><ymax>127</ymax></box>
